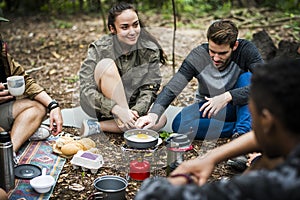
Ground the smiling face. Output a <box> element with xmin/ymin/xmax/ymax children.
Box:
<box><xmin>109</xmin><ymin>9</ymin><xmax>141</xmax><ymax>47</ymax></box>
<box><xmin>208</xmin><ymin>40</ymin><xmax>238</xmax><ymax>71</ymax></box>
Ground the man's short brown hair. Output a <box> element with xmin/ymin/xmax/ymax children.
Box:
<box><xmin>207</xmin><ymin>19</ymin><xmax>238</xmax><ymax>48</ymax></box>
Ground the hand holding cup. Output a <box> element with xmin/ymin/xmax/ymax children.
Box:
<box><xmin>7</xmin><ymin>76</ymin><xmax>25</xmax><ymax>96</ymax></box>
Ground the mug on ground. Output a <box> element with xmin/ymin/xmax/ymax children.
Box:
<box><xmin>7</xmin><ymin>76</ymin><xmax>25</xmax><ymax>96</ymax></box>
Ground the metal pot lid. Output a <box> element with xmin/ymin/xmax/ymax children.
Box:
<box><xmin>167</xmin><ymin>134</ymin><xmax>191</xmax><ymax>148</ymax></box>
<box><xmin>14</xmin><ymin>164</ymin><xmax>42</xmax><ymax>179</ymax></box>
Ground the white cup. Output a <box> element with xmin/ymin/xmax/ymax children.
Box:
<box><xmin>7</xmin><ymin>76</ymin><xmax>25</xmax><ymax>96</ymax></box>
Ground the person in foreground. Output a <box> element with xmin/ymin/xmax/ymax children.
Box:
<box><xmin>79</xmin><ymin>2</ymin><xmax>167</xmax><ymax>136</ymax></box>
<box><xmin>135</xmin><ymin>58</ymin><xmax>300</xmax><ymax>200</ymax></box>
<box><xmin>0</xmin><ymin>16</ymin><xmax>63</xmax><ymax>155</ymax></box>
<box><xmin>0</xmin><ymin>187</ymin><xmax>7</xmax><ymax>200</ymax></box>
<box><xmin>136</xmin><ymin>19</ymin><xmax>263</xmax><ymax>140</ymax></box>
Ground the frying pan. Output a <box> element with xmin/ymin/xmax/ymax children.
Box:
<box><xmin>124</xmin><ymin>129</ymin><xmax>159</xmax><ymax>149</ymax></box>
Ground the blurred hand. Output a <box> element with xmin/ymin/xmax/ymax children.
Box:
<box><xmin>0</xmin><ymin>83</ymin><xmax>13</xmax><ymax>104</ymax></box>
<box><xmin>170</xmin><ymin>154</ymin><xmax>216</xmax><ymax>186</ymax></box>
<box><xmin>200</xmin><ymin>92</ymin><xmax>232</xmax><ymax>118</ymax></box>
<box><xmin>49</xmin><ymin>107</ymin><xmax>63</xmax><ymax>136</ymax></box>
<box><xmin>135</xmin><ymin>113</ymin><xmax>158</xmax><ymax>129</ymax></box>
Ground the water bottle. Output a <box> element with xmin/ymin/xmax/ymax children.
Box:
<box><xmin>0</xmin><ymin>131</ymin><xmax>15</xmax><ymax>192</ymax></box>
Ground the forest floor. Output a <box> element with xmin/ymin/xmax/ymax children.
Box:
<box><xmin>1</xmin><ymin>9</ymin><xmax>298</xmax><ymax>199</ymax></box>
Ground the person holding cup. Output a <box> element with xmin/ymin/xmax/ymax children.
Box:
<box><xmin>0</xmin><ymin>16</ymin><xmax>63</xmax><ymax>157</ymax></box>
<box><xmin>6</xmin><ymin>75</ymin><xmax>25</xmax><ymax>97</ymax></box>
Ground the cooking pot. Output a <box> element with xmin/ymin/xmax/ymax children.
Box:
<box><xmin>124</xmin><ymin>129</ymin><xmax>159</xmax><ymax>149</ymax></box>
<box><xmin>93</xmin><ymin>175</ymin><xmax>127</xmax><ymax>200</ymax></box>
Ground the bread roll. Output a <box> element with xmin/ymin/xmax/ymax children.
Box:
<box><xmin>56</xmin><ymin>136</ymin><xmax>74</xmax><ymax>148</ymax></box>
<box><xmin>78</xmin><ymin>138</ymin><xmax>96</xmax><ymax>150</ymax></box>
<box><xmin>61</xmin><ymin>143</ymin><xmax>81</xmax><ymax>156</ymax></box>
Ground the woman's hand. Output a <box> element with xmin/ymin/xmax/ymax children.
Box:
<box><xmin>112</xmin><ymin>105</ymin><xmax>139</xmax><ymax>129</ymax></box>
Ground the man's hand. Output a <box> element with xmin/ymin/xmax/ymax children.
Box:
<box><xmin>135</xmin><ymin>113</ymin><xmax>158</xmax><ymax>129</ymax></box>
<box><xmin>200</xmin><ymin>92</ymin><xmax>232</xmax><ymax>118</ymax></box>
<box><xmin>49</xmin><ymin>107</ymin><xmax>63</xmax><ymax>135</ymax></box>
<box><xmin>169</xmin><ymin>154</ymin><xmax>216</xmax><ymax>186</ymax></box>
<box><xmin>0</xmin><ymin>83</ymin><xmax>13</xmax><ymax>104</ymax></box>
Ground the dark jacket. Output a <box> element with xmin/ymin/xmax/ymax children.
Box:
<box><xmin>135</xmin><ymin>144</ymin><xmax>300</xmax><ymax>200</ymax></box>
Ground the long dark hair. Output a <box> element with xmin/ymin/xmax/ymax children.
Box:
<box><xmin>108</xmin><ymin>2</ymin><xmax>167</xmax><ymax>65</ymax></box>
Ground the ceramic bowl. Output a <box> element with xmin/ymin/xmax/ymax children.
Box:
<box><xmin>30</xmin><ymin>168</ymin><xmax>55</xmax><ymax>193</ymax></box>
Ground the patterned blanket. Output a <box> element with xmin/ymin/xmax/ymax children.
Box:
<box><xmin>8</xmin><ymin>136</ymin><xmax>65</xmax><ymax>200</ymax></box>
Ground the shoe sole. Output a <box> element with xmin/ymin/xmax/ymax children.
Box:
<box><xmin>80</xmin><ymin>120</ymin><xmax>89</xmax><ymax>136</ymax></box>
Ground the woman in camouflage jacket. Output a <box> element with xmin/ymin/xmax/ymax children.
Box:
<box><xmin>79</xmin><ymin>2</ymin><xmax>167</xmax><ymax>134</ymax></box>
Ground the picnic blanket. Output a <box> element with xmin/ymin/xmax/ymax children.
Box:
<box><xmin>8</xmin><ymin>136</ymin><xmax>66</xmax><ymax>200</ymax></box>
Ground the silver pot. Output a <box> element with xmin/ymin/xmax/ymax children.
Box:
<box><xmin>124</xmin><ymin>129</ymin><xmax>159</xmax><ymax>149</ymax></box>
<box><xmin>93</xmin><ymin>175</ymin><xmax>127</xmax><ymax>200</ymax></box>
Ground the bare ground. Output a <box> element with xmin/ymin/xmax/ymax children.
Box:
<box><xmin>1</xmin><ymin>11</ymin><xmax>298</xmax><ymax>199</ymax></box>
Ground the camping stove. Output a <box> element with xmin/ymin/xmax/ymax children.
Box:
<box><xmin>121</xmin><ymin>144</ymin><xmax>160</xmax><ymax>181</ymax></box>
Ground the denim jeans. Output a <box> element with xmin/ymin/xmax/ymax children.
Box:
<box><xmin>172</xmin><ymin>72</ymin><xmax>252</xmax><ymax>140</ymax></box>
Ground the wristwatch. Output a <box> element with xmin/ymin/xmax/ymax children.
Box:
<box><xmin>47</xmin><ymin>99</ymin><xmax>59</xmax><ymax>112</ymax></box>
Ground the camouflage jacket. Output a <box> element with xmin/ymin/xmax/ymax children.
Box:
<box><xmin>0</xmin><ymin>37</ymin><xmax>44</xmax><ymax>100</ymax></box>
<box><xmin>79</xmin><ymin>34</ymin><xmax>162</xmax><ymax>118</ymax></box>
<box><xmin>136</xmin><ymin>144</ymin><xmax>300</xmax><ymax>200</ymax></box>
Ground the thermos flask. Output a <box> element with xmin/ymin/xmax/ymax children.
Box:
<box><xmin>0</xmin><ymin>131</ymin><xmax>15</xmax><ymax>192</ymax></box>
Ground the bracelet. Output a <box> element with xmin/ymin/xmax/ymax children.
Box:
<box><xmin>47</xmin><ymin>100</ymin><xmax>59</xmax><ymax>112</ymax></box>
<box><xmin>169</xmin><ymin>173</ymin><xmax>194</xmax><ymax>184</ymax></box>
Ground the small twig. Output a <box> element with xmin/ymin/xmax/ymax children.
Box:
<box><xmin>25</xmin><ymin>66</ymin><xmax>44</xmax><ymax>74</ymax></box>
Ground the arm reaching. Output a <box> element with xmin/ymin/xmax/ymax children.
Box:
<box><xmin>135</xmin><ymin>113</ymin><xmax>159</xmax><ymax>129</ymax></box>
<box><xmin>170</xmin><ymin>131</ymin><xmax>259</xmax><ymax>186</ymax></box>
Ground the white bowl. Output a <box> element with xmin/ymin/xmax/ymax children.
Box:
<box><xmin>30</xmin><ymin>168</ymin><xmax>55</xmax><ymax>193</ymax></box>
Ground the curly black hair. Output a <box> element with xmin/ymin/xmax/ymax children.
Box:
<box><xmin>250</xmin><ymin>58</ymin><xmax>300</xmax><ymax>134</ymax></box>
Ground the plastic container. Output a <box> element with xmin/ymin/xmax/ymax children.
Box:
<box><xmin>70</xmin><ymin>151</ymin><xmax>104</xmax><ymax>173</ymax></box>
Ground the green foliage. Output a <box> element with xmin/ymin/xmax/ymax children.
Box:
<box><xmin>244</xmin><ymin>31</ymin><xmax>254</xmax><ymax>41</ymax></box>
<box><xmin>1</xmin><ymin>0</ymin><xmax>299</xmax><ymax>18</ymax></box>
<box><xmin>274</xmin><ymin>0</ymin><xmax>300</xmax><ymax>13</ymax></box>
<box><xmin>51</xmin><ymin>18</ymin><xmax>73</xmax><ymax>29</ymax></box>
<box><xmin>64</xmin><ymin>75</ymin><xmax>80</xmax><ymax>83</ymax></box>
<box><xmin>159</xmin><ymin>131</ymin><xmax>172</xmax><ymax>140</ymax></box>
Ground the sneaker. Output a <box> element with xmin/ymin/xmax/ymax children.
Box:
<box><xmin>80</xmin><ymin>119</ymin><xmax>102</xmax><ymax>136</ymax></box>
<box><xmin>231</xmin><ymin>132</ymin><xmax>241</xmax><ymax>139</ymax></box>
<box><xmin>29</xmin><ymin>125</ymin><xmax>51</xmax><ymax>141</ymax></box>
<box><xmin>227</xmin><ymin>155</ymin><xmax>248</xmax><ymax>172</ymax></box>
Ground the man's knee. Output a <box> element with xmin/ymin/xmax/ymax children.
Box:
<box><xmin>31</xmin><ymin>101</ymin><xmax>46</xmax><ymax>117</ymax></box>
<box><xmin>0</xmin><ymin>188</ymin><xmax>8</xmax><ymax>200</ymax></box>
<box><xmin>13</xmin><ymin>99</ymin><xmax>46</xmax><ymax>119</ymax></box>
